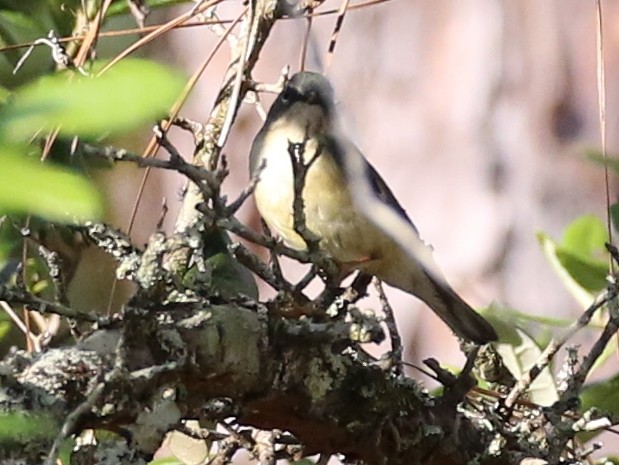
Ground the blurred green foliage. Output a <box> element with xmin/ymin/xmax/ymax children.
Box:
<box><xmin>0</xmin><ymin>0</ymin><xmax>211</xmax><ymax>463</ymax></box>
<box><xmin>0</xmin><ymin>57</ymin><xmax>184</xmax><ymax>221</ymax></box>
<box><xmin>535</xmin><ymin>211</ymin><xmax>618</xmax><ymax>441</ymax></box>
<box><xmin>1</xmin><ymin>59</ymin><xmax>185</xmax><ymax>139</ymax></box>
<box><xmin>0</xmin><ymin>412</ymin><xmax>58</xmax><ymax>442</ymax></box>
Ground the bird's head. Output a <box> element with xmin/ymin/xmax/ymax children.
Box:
<box><xmin>266</xmin><ymin>71</ymin><xmax>336</xmax><ymax>130</ymax></box>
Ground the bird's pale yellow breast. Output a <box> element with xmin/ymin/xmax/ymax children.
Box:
<box><xmin>253</xmin><ymin>107</ymin><xmax>376</xmax><ymax>261</ymax></box>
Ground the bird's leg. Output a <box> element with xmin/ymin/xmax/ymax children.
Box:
<box><xmin>338</xmin><ymin>255</ymin><xmax>379</xmax><ymax>275</ymax></box>
<box><xmin>343</xmin><ymin>272</ymin><xmax>373</xmax><ymax>302</ymax></box>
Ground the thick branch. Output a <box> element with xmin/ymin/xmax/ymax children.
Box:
<box><xmin>0</xmin><ymin>302</ymin><xmax>500</xmax><ymax>465</ymax></box>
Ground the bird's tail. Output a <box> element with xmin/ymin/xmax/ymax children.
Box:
<box><xmin>384</xmin><ymin>263</ymin><xmax>497</xmax><ymax>343</ymax></box>
<box><xmin>360</xmin><ymin>235</ymin><xmax>497</xmax><ymax>343</ymax></box>
<box><xmin>417</xmin><ymin>272</ymin><xmax>497</xmax><ymax>344</ymax></box>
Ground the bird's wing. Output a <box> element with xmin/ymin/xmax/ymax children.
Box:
<box><xmin>249</xmin><ymin>125</ymin><xmax>268</xmax><ymax>175</ymax></box>
<box><xmin>321</xmin><ymin>133</ymin><xmax>419</xmax><ymax>234</ymax></box>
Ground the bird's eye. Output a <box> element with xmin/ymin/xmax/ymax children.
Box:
<box><xmin>280</xmin><ymin>87</ymin><xmax>294</xmax><ymax>103</ymax></box>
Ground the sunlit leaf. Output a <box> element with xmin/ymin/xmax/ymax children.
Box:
<box><xmin>556</xmin><ymin>216</ymin><xmax>608</xmax><ymax>292</ymax></box>
<box><xmin>1</xmin><ymin>58</ymin><xmax>185</xmax><ymax>139</ymax></box>
<box><xmin>493</xmin><ymin>326</ymin><xmax>559</xmax><ymax>407</ymax></box>
<box><xmin>164</xmin><ymin>420</ymin><xmax>211</xmax><ymax>465</ymax></box>
<box><xmin>537</xmin><ymin>232</ymin><xmax>596</xmax><ymax>308</ymax></box>
<box><xmin>561</xmin><ymin>215</ymin><xmax>607</xmax><ymax>258</ymax></box>
<box><xmin>148</xmin><ymin>458</ymin><xmax>185</xmax><ymax>465</ymax></box>
<box><xmin>554</xmin><ymin>249</ymin><xmax>607</xmax><ymax>292</ymax></box>
<box><xmin>594</xmin><ymin>457</ymin><xmax>619</xmax><ymax>465</ymax></box>
<box><xmin>0</xmin><ymin>147</ymin><xmax>102</xmax><ymax>221</ymax></box>
<box><xmin>538</xmin><ymin>216</ymin><xmax>610</xmax><ymax>303</ymax></box>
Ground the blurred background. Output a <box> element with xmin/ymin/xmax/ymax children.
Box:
<box><xmin>1</xmin><ymin>0</ymin><xmax>618</xmax><ymax>462</ymax></box>
<box><xmin>101</xmin><ymin>0</ymin><xmax>617</xmax><ymax>369</ymax></box>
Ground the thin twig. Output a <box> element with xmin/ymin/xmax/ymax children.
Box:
<box><xmin>44</xmin><ymin>331</ymin><xmax>127</xmax><ymax>465</ymax></box>
<box><xmin>97</xmin><ymin>0</ymin><xmax>224</xmax><ymax>75</ymax></box>
<box><xmin>230</xmin><ymin>243</ymin><xmax>296</xmax><ymax>294</ymax></box>
<box><xmin>567</xmin><ymin>313</ymin><xmax>619</xmax><ymax>398</ymax></box>
<box><xmin>20</xmin><ymin>219</ymin><xmax>33</xmax><ymax>353</ymax></box>
<box><xmin>0</xmin><ymin>301</ymin><xmax>40</xmax><ymax>352</ymax></box>
<box><xmin>596</xmin><ymin>0</ymin><xmax>614</xmax><ymax>273</ymax></box>
<box><xmin>224</xmin><ymin>158</ymin><xmax>265</xmax><ymax>215</ymax></box>
<box><xmin>74</xmin><ymin>0</ymin><xmax>113</xmax><ymax>67</ymax></box>
<box><xmin>375</xmin><ymin>279</ymin><xmax>402</xmax><ymax>374</ymax></box>
<box><xmin>0</xmin><ymin>0</ymin><xmax>397</xmax><ymax>55</ymax></box>
<box><xmin>37</xmin><ymin>244</ymin><xmax>68</xmax><ymax>305</ymax></box>
<box><xmin>286</xmin><ymin>139</ymin><xmax>340</xmax><ymax>277</ymax></box>
<box><xmin>171</xmin><ymin>423</ymin><xmax>227</xmax><ymax>441</ymax></box>
<box><xmin>13</xmin><ymin>30</ymin><xmax>80</xmax><ymax>75</ymax></box>
<box><xmin>261</xmin><ymin>220</ymin><xmax>287</xmax><ymax>288</ymax></box>
<box><xmin>300</xmin><ymin>9</ymin><xmax>313</xmax><ymax>71</ymax></box>
<box><xmin>0</xmin><ymin>287</ymin><xmax>109</xmax><ymax>323</ymax></box>
<box><xmin>503</xmin><ymin>289</ymin><xmax>614</xmax><ymax>410</ymax></box>
<box><xmin>44</xmin><ymin>383</ymin><xmax>106</xmax><ymax>465</ymax></box>
<box><xmin>294</xmin><ymin>265</ymin><xmax>318</xmax><ymax>293</ymax></box>
<box><xmin>104</xmin><ymin>7</ymin><xmax>245</xmax><ymax>313</ymax></box>
<box><xmin>324</xmin><ymin>0</ymin><xmax>350</xmax><ymax>72</ymax></box>
<box><xmin>217</xmin><ymin>3</ymin><xmax>254</xmax><ymax>149</ymax></box>
<box><xmin>246</xmin><ymin>67</ymin><xmax>288</xmax><ymax>121</ymax></box>
<box><xmin>82</xmin><ymin>141</ymin><xmax>313</xmax><ymax>266</ymax></box>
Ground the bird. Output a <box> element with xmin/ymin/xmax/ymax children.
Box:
<box><xmin>249</xmin><ymin>71</ymin><xmax>497</xmax><ymax>344</ymax></box>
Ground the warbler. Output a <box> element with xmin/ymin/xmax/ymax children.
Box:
<box><xmin>249</xmin><ymin>71</ymin><xmax>497</xmax><ymax>344</ymax></box>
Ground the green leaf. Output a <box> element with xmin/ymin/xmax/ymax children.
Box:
<box><xmin>482</xmin><ymin>303</ymin><xmax>572</xmax><ymax>329</ymax></box>
<box><xmin>610</xmin><ymin>203</ymin><xmax>619</xmax><ymax>234</ymax></box>
<box><xmin>0</xmin><ymin>6</ymin><xmax>57</xmax><ymax>84</ymax></box>
<box><xmin>0</xmin><ymin>312</ymin><xmax>11</xmax><ymax>342</ymax></box>
<box><xmin>561</xmin><ymin>215</ymin><xmax>607</xmax><ymax>257</ymax></box>
<box><xmin>556</xmin><ymin>216</ymin><xmax>608</xmax><ymax>292</ymax></box>
<box><xmin>148</xmin><ymin>458</ymin><xmax>185</xmax><ymax>465</ymax></box>
<box><xmin>0</xmin><ymin>216</ymin><xmax>19</xmax><ymax>265</ymax></box>
<box><xmin>493</xmin><ymin>326</ymin><xmax>559</xmax><ymax>407</ymax></box>
<box><xmin>1</xmin><ymin>58</ymin><xmax>185</xmax><ymax>139</ymax></box>
<box><xmin>198</xmin><ymin>230</ymin><xmax>258</xmax><ymax>300</ymax></box>
<box><xmin>595</xmin><ymin>457</ymin><xmax>619</xmax><ymax>465</ymax></box>
<box><xmin>0</xmin><ymin>147</ymin><xmax>102</xmax><ymax>221</ymax></box>
<box><xmin>537</xmin><ymin>231</ymin><xmax>596</xmax><ymax>308</ymax></box>
<box><xmin>0</xmin><ymin>85</ymin><xmax>10</xmax><ymax>104</ymax></box>
<box><xmin>537</xmin><ymin>215</ymin><xmax>610</xmax><ymax>307</ymax></box>
<box><xmin>554</xmin><ymin>248</ymin><xmax>607</xmax><ymax>292</ymax></box>
<box><xmin>586</xmin><ymin>150</ymin><xmax>619</xmax><ymax>176</ymax></box>
<box><xmin>579</xmin><ymin>373</ymin><xmax>619</xmax><ymax>441</ymax></box>
<box><xmin>0</xmin><ymin>412</ymin><xmax>57</xmax><ymax>441</ymax></box>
